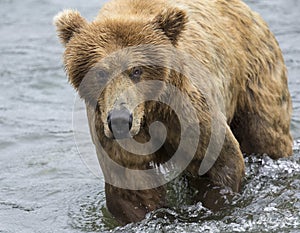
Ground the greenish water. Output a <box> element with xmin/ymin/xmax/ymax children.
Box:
<box><xmin>0</xmin><ymin>0</ymin><xmax>299</xmax><ymax>232</ymax></box>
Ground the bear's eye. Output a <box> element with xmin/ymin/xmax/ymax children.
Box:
<box><xmin>130</xmin><ymin>67</ymin><xmax>143</xmax><ymax>80</ymax></box>
<box><xmin>97</xmin><ymin>69</ymin><xmax>108</xmax><ymax>79</ymax></box>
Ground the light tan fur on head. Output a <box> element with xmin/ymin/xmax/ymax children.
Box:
<box><xmin>53</xmin><ymin>9</ymin><xmax>87</xmax><ymax>46</ymax></box>
<box><xmin>53</xmin><ymin>6</ymin><xmax>190</xmax><ymax>139</ymax></box>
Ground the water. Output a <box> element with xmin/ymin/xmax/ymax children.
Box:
<box><xmin>0</xmin><ymin>0</ymin><xmax>299</xmax><ymax>232</ymax></box>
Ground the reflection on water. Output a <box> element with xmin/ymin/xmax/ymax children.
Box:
<box><xmin>0</xmin><ymin>0</ymin><xmax>299</xmax><ymax>232</ymax></box>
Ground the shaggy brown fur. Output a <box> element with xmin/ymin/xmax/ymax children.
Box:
<box><xmin>54</xmin><ymin>0</ymin><xmax>293</xmax><ymax>225</ymax></box>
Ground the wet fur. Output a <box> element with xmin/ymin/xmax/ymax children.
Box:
<box><xmin>54</xmin><ymin>0</ymin><xmax>293</xmax><ymax>225</ymax></box>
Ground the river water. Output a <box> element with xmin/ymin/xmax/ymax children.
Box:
<box><xmin>0</xmin><ymin>0</ymin><xmax>299</xmax><ymax>232</ymax></box>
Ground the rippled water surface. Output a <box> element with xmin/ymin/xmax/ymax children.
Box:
<box><xmin>0</xmin><ymin>0</ymin><xmax>299</xmax><ymax>232</ymax></box>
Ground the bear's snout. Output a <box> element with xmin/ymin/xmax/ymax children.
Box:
<box><xmin>107</xmin><ymin>107</ymin><xmax>133</xmax><ymax>139</ymax></box>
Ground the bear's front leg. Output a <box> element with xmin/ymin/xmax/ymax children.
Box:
<box><xmin>186</xmin><ymin>125</ymin><xmax>245</xmax><ymax>210</ymax></box>
<box><xmin>105</xmin><ymin>183</ymin><xmax>166</xmax><ymax>225</ymax></box>
<box><xmin>207</xmin><ymin>126</ymin><xmax>245</xmax><ymax>192</ymax></box>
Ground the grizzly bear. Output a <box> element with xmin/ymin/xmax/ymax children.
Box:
<box><xmin>54</xmin><ymin>0</ymin><xmax>293</xmax><ymax>225</ymax></box>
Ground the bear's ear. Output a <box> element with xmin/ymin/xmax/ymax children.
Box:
<box><xmin>53</xmin><ymin>9</ymin><xmax>87</xmax><ymax>46</ymax></box>
<box><xmin>153</xmin><ymin>8</ymin><xmax>188</xmax><ymax>45</ymax></box>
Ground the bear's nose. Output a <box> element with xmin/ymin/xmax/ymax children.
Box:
<box><xmin>107</xmin><ymin>108</ymin><xmax>133</xmax><ymax>139</ymax></box>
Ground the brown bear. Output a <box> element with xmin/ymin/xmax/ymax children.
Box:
<box><xmin>54</xmin><ymin>0</ymin><xmax>293</xmax><ymax>225</ymax></box>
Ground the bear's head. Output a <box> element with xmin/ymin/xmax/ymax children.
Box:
<box><xmin>54</xmin><ymin>8</ymin><xmax>188</xmax><ymax>141</ymax></box>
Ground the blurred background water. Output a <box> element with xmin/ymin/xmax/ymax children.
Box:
<box><xmin>0</xmin><ymin>0</ymin><xmax>299</xmax><ymax>232</ymax></box>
